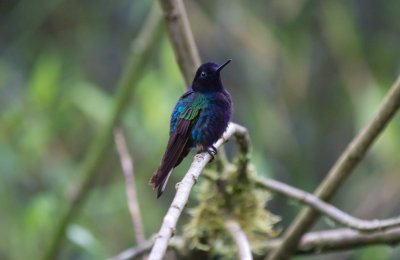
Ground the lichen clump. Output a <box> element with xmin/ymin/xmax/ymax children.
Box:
<box><xmin>183</xmin><ymin>163</ymin><xmax>280</xmax><ymax>259</ymax></box>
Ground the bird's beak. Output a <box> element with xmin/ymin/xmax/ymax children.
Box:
<box><xmin>217</xmin><ymin>59</ymin><xmax>232</xmax><ymax>72</ymax></box>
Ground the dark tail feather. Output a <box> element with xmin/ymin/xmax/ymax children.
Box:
<box><xmin>149</xmin><ymin>168</ymin><xmax>173</xmax><ymax>198</ymax></box>
<box><xmin>149</xmin><ymin>119</ymin><xmax>192</xmax><ymax>198</ymax></box>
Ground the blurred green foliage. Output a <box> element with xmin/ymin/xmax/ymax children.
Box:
<box><xmin>1</xmin><ymin>0</ymin><xmax>400</xmax><ymax>259</ymax></box>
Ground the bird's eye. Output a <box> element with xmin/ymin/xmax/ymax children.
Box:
<box><xmin>200</xmin><ymin>71</ymin><xmax>207</xmax><ymax>78</ymax></box>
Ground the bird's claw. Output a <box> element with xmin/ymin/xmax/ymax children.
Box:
<box><xmin>197</xmin><ymin>146</ymin><xmax>218</xmax><ymax>162</ymax></box>
<box><xmin>210</xmin><ymin>145</ymin><xmax>218</xmax><ymax>155</ymax></box>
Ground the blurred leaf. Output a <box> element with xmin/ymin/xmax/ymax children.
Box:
<box><xmin>355</xmin><ymin>245</ymin><xmax>391</xmax><ymax>260</ymax></box>
<box><xmin>24</xmin><ymin>193</ymin><xmax>57</xmax><ymax>231</ymax></box>
<box><xmin>67</xmin><ymin>224</ymin><xmax>95</xmax><ymax>249</ymax></box>
<box><xmin>29</xmin><ymin>52</ymin><xmax>61</xmax><ymax>108</ymax></box>
<box><xmin>136</xmin><ymin>71</ymin><xmax>170</xmax><ymax>137</ymax></box>
<box><xmin>160</xmin><ymin>37</ymin><xmax>185</xmax><ymax>91</ymax></box>
<box><xmin>70</xmin><ymin>81</ymin><xmax>112</xmax><ymax>126</ymax></box>
<box><xmin>321</xmin><ymin>1</ymin><xmax>362</xmax><ymax>61</ymax></box>
<box><xmin>0</xmin><ymin>143</ymin><xmax>23</xmax><ymax>182</ymax></box>
<box><xmin>67</xmin><ymin>224</ymin><xmax>105</xmax><ymax>257</ymax></box>
<box><xmin>17</xmin><ymin>114</ymin><xmax>53</xmax><ymax>159</ymax></box>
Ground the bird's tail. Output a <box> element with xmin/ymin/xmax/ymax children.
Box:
<box><xmin>149</xmin><ymin>119</ymin><xmax>191</xmax><ymax>198</ymax></box>
<box><xmin>149</xmin><ymin>167</ymin><xmax>174</xmax><ymax>198</ymax></box>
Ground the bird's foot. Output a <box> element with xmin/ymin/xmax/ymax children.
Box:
<box><xmin>210</xmin><ymin>145</ymin><xmax>218</xmax><ymax>155</ymax></box>
<box><xmin>197</xmin><ymin>146</ymin><xmax>218</xmax><ymax>162</ymax></box>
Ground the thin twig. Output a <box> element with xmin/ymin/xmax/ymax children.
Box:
<box><xmin>158</xmin><ymin>0</ymin><xmax>201</xmax><ymax>87</ymax></box>
<box><xmin>110</xmin><ymin>226</ymin><xmax>400</xmax><ymax>259</ymax></box>
<box><xmin>268</xmin><ymin>76</ymin><xmax>400</xmax><ymax>260</ymax></box>
<box><xmin>226</xmin><ymin>220</ymin><xmax>253</xmax><ymax>260</ymax></box>
<box><xmin>109</xmin><ymin>240</ymin><xmax>153</xmax><ymax>260</ymax></box>
<box><xmin>114</xmin><ymin>128</ymin><xmax>146</xmax><ymax>245</ymax></box>
<box><xmin>108</xmin><ymin>237</ymin><xmax>183</xmax><ymax>260</ymax></box>
<box><xmin>255</xmin><ymin>177</ymin><xmax>400</xmax><ymax>232</ymax></box>
<box><xmin>44</xmin><ymin>5</ymin><xmax>163</xmax><ymax>259</ymax></box>
<box><xmin>148</xmin><ymin>123</ymin><xmax>248</xmax><ymax>260</ymax></box>
<box><xmin>296</xmin><ymin>227</ymin><xmax>400</xmax><ymax>254</ymax></box>
<box><xmin>262</xmin><ymin>227</ymin><xmax>400</xmax><ymax>255</ymax></box>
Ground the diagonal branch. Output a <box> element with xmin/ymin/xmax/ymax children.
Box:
<box><xmin>255</xmin><ymin>177</ymin><xmax>400</xmax><ymax>232</ymax></box>
<box><xmin>158</xmin><ymin>0</ymin><xmax>201</xmax><ymax>87</ymax></box>
<box><xmin>147</xmin><ymin>123</ymin><xmax>248</xmax><ymax>260</ymax></box>
<box><xmin>226</xmin><ymin>220</ymin><xmax>253</xmax><ymax>260</ymax></box>
<box><xmin>114</xmin><ymin>128</ymin><xmax>146</xmax><ymax>245</ymax></box>
<box><xmin>268</xmin><ymin>76</ymin><xmax>400</xmax><ymax>259</ymax></box>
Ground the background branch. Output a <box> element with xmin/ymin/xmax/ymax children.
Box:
<box><xmin>114</xmin><ymin>128</ymin><xmax>146</xmax><ymax>246</ymax></box>
<box><xmin>263</xmin><ymin>227</ymin><xmax>400</xmax><ymax>255</ymax></box>
<box><xmin>108</xmin><ymin>238</ymin><xmax>183</xmax><ymax>260</ymax></box>
<box><xmin>110</xmin><ymin>226</ymin><xmax>400</xmax><ymax>259</ymax></box>
<box><xmin>296</xmin><ymin>227</ymin><xmax>400</xmax><ymax>254</ymax></box>
<box><xmin>44</xmin><ymin>5</ymin><xmax>163</xmax><ymax>259</ymax></box>
<box><xmin>109</xmin><ymin>240</ymin><xmax>153</xmax><ymax>260</ymax></box>
<box><xmin>268</xmin><ymin>76</ymin><xmax>400</xmax><ymax>259</ymax></box>
<box><xmin>158</xmin><ymin>0</ymin><xmax>201</xmax><ymax>87</ymax></box>
<box><xmin>226</xmin><ymin>220</ymin><xmax>253</xmax><ymax>260</ymax></box>
<box><xmin>255</xmin><ymin>177</ymin><xmax>400</xmax><ymax>232</ymax></box>
<box><xmin>148</xmin><ymin>123</ymin><xmax>247</xmax><ymax>260</ymax></box>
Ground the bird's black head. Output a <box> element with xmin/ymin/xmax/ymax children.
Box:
<box><xmin>192</xmin><ymin>59</ymin><xmax>231</xmax><ymax>92</ymax></box>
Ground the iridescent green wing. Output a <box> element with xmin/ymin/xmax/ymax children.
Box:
<box><xmin>170</xmin><ymin>90</ymin><xmax>205</xmax><ymax>136</ymax></box>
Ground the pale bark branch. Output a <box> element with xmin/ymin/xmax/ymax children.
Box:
<box><xmin>255</xmin><ymin>177</ymin><xmax>400</xmax><ymax>232</ymax></box>
<box><xmin>158</xmin><ymin>0</ymin><xmax>201</xmax><ymax>87</ymax></box>
<box><xmin>147</xmin><ymin>123</ymin><xmax>248</xmax><ymax>260</ymax></box>
<box><xmin>114</xmin><ymin>128</ymin><xmax>146</xmax><ymax>245</ymax></box>
<box><xmin>226</xmin><ymin>220</ymin><xmax>253</xmax><ymax>260</ymax></box>
<box><xmin>268</xmin><ymin>76</ymin><xmax>400</xmax><ymax>260</ymax></box>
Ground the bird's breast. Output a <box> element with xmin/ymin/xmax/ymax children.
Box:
<box><xmin>191</xmin><ymin>92</ymin><xmax>231</xmax><ymax>147</ymax></box>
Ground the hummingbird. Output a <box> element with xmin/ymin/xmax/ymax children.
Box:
<box><xmin>149</xmin><ymin>59</ymin><xmax>232</xmax><ymax>198</ymax></box>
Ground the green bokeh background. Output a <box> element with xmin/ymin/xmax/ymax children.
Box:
<box><xmin>1</xmin><ymin>0</ymin><xmax>400</xmax><ymax>259</ymax></box>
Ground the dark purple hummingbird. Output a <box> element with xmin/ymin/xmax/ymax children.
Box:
<box><xmin>149</xmin><ymin>59</ymin><xmax>232</xmax><ymax>198</ymax></box>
